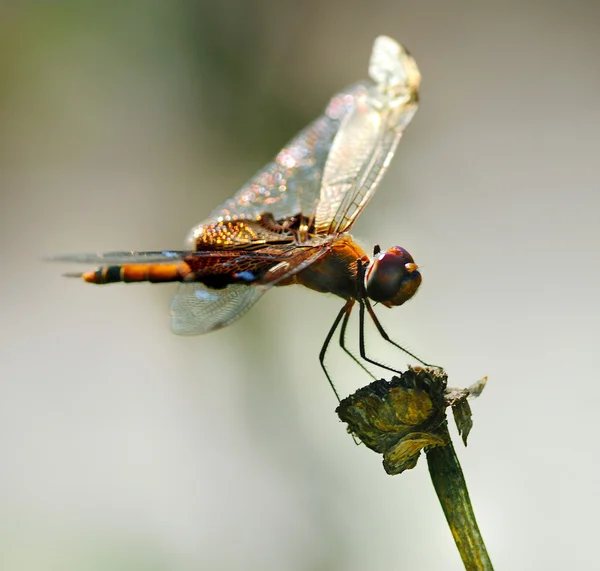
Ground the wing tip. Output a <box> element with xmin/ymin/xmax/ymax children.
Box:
<box><xmin>369</xmin><ymin>35</ymin><xmax>420</xmax><ymax>90</ymax></box>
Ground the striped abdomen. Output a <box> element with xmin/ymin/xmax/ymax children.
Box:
<box><xmin>81</xmin><ymin>263</ymin><xmax>192</xmax><ymax>284</ymax></box>
<box><xmin>79</xmin><ymin>250</ymin><xmax>291</xmax><ymax>288</ymax></box>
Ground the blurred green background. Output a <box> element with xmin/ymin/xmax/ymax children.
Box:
<box><xmin>1</xmin><ymin>1</ymin><xmax>599</xmax><ymax>570</ymax></box>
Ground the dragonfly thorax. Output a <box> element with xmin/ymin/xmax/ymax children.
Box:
<box><xmin>365</xmin><ymin>246</ymin><xmax>421</xmax><ymax>307</ymax></box>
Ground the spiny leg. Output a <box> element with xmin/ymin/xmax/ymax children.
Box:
<box><xmin>364</xmin><ymin>297</ymin><xmax>439</xmax><ymax>368</ymax></box>
<box><xmin>338</xmin><ymin>300</ymin><xmax>376</xmax><ymax>380</ymax></box>
<box><xmin>330</xmin><ymin>300</ymin><xmax>364</xmax><ymax>444</ymax></box>
<box><xmin>354</xmin><ymin>257</ymin><xmax>438</xmax><ymax>371</ymax></box>
<box><xmin>319</xmin><ymin>301</ymin><xmax>354</xmax><ymax>403</ymax></box>
<box><xmin>354</xmin><ymin>258</ymin><xmax>402</xmax><ymax>374</ymax></box>
<box><xmin>358</xmin><ymin>298</ymin><xmax>402</xmax><ymax>374</ymax></box>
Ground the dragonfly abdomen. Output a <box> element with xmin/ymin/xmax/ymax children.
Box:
<box><xmin>81</xmin><ymin>263</ymin><xmax>191</xmax><ymax>284</ymax></box>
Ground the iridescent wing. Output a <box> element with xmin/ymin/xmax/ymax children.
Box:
<box><xmin>185</xmin><ymin>89</ymin><xmax>359</xmax><ymax>247</ymax></box>
<box><xmin>170</xmin><ymin>283</ymin><xmax>265</xmax><ymax>335</ymax></box>
<box><xmin>51</xmin><ymin>242</ymin><xmax>329</xmax><ymax>284</ymax></box>
<box><xmin>170</xmin><ymin>238</ymin><xmax>332</xmax><ymax>334</ymax></box>
<box><xmin>314</xmin><ymin>36</ymin><xmax>421</xmax><ymax>234</ymax></box>
<box><xmin>186</xmin><ymin>36</ymin><xmax>421</xmax><ymax>248</ymax></box>
<box><xmin>52</xmin><ymin>243</ymin><xmax>333</xmax><ymax>335</ymax></box>
<box><xmin>49</xmin><ymin>251</ymin><xmax>189</xmax><ymax>265</ymax></box>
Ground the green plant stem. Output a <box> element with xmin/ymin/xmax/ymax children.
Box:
<box><xmin>426</xmin><ymin>422</ymin><xmax>493</xmax><ymax>570</ymax></box>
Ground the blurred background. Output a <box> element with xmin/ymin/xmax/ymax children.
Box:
<box><xmin>1</xmin><ymin>1</ymin><xmax>599</xmax><ymax>569</ymax></box>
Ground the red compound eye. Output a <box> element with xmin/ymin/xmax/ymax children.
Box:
<box><xmin>365</xmin><ymin>246</ymin><xmax>421</xmax><ymax>307</ymax></box>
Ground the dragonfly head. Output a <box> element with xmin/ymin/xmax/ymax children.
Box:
<box><xmin>365</xmin><ymin>246</ymin><xmax>421</xmax><ymax>307</ymax></box>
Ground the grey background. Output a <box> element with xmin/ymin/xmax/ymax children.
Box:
<box><xmin>1</xmin><ymin>1</ymin><xmax>599</xmax><ymax>569</ymax></box>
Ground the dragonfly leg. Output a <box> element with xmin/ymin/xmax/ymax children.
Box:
<box><xmin>354</xmin><ymin>258</ymin><xmax>401</xmax><ymax>374</ymax></box>
<box><xmin>330</xmin><ymin>299</ymin><xmax>365</xmax><ymax>443</ymax></box>
<box><xmin>319</xmin><ymin>300</ymin><xmax>354</xmax><ymax>403</ymax></box>
<box><xmin>338</xmin><ymin>301</ymin><xmax>376</xmax><ymax>380</ymax></box>
<box><xmin>358</xmin><ymin>298</ymin><xmax>402</xmax><ymax>374</ymax></box>
<box><xmin>354</xmin><ymin>257</ymin><xmax>437</xmax><ymax>371</ymax></box>
<box><xmin>363</xmin><ymin>297</ymin><xmax>439</xmax><ymax>368</ymax></box>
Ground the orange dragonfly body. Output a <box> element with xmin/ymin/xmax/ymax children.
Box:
<box><xmin>53</xmin><ymin>36</ymin><xmax>429</xmax><ymax>399</ymax></box>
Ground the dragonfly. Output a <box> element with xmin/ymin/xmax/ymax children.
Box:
<box><xmin>52</xmin><ymin>36</ymin><xmax>431</xmax><ymax>401</ymax></box>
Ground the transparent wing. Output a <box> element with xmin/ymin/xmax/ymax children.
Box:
<box><xmin>185</xmin><ymin>85</ymin><xmax>365</xmax><ymax>246</ymax></box>
<box><xmin>48</xmin><ymin>251</ymin><xmax>188</xmax><ymax>265</ymax></box>
<box><xmin>187</xmin><ymin>36</ymin><xmax>421</xmax><ymax>248</ymax></box>
<box><xmin>170</xmin><ymin>240</ymin><xmax>330</xmax><ymax>335</ymax></box>
<box><xmin>170</xmin><ymin>282</ymin><xmax>265</xmax><ymax>335</ymax></box>
<box><xmin>314</xmin><ymin>36</ymin><xmax>421</xmax><ymax>234</ymax></box>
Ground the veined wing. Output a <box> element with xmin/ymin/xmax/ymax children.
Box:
<box><xmin>314</xmin><ymin>36</ymin><xmax>421</xmax><ymax>235</ymax></box>
<box><xmin>51</xmin><ymin>244</ymin><xmax>319</xmax><ymax>282</ymax></box>
<box><xmin>52</xmin><ymin>241</ymin><xmax>331</xmax><ymax>336</ymax></box>
<box><xmin>170</xmin><ymin>283</ymin><xmax>265</xmax><ymax>335</ymax></box>
<box><xmin>170</xmin><ymin>239</ymin><xmax>332</xmax><ymax>335</ymax></box>
<box><xmin>185</xmin><ymin>86</ymin><xmax>364</xmax><ymax>247</ymax></box>
<box><xmin>48</xmin><ymin>251</ymin><xmax>189</xmax><ymax>265</ymax></box>
<box><xmin>187</xmin><ymin>36</ymin><xmax>420</xmax><ymax>249</ymax></box>
<box><xmin>50</xmin><ymin>246</ymin><xmax>266</xmax><ymax>332</ymax></box>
